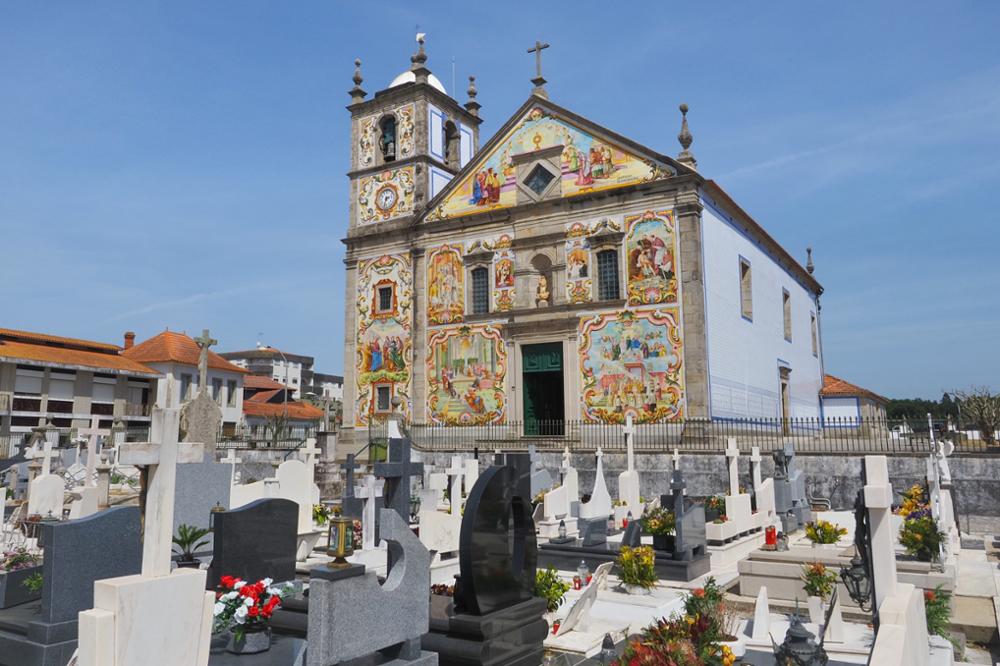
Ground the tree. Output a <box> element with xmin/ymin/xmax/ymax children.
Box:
<box><xmin>264</xmin><ymin>414</ymin><xmax>290</xmax><ymax>448</ymax></box>
<box><xmin>953</xmin><ymin>386</ymin><xmax>1000</xmax><ymax>447</ymax></box>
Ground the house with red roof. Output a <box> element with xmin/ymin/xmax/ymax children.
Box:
<box><xmin>820</xmin><ymin>373</ymin><xmax>888</xmax><ymax>424</ymax></box>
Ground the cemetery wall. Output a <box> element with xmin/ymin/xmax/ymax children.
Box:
<box><xmin>418</xmin><ymin>450</ymin><xmax>1000</xmax><ymax>532</ymax></box>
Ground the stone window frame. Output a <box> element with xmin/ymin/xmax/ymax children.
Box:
<box><xmin>464</xmin><ymin>248</ymin><xmax>494</xmax><ymax>316</ymax></box>
<box><xmin>739</xmin><ymin>256</ymin><xmax>753</xmax><ymax>322</ymax></box>
<box><xmin>372</xmin><ymin>279</ymin><xmax>398</xmax><ymax>318</ymax></box>
<box><xmin>589</xmin><ymin>230</ymin><xmax>624</xmax><ymax>302</ymax></box>
<box><xmin>810</xmin><ymin>311</ymin><xmax>819</xmax><ymax>357</ymax></box>
<box><xmin>513</xmin><ymin>145</ymin><xmax>563</xmax><ymax>205</ymax></box>
<box><xmin>373</xmin><ymin>383</ymin><xmax>393</xmax><ymax>414</ymax></box>
<box><xmin>782</xmin><ymin>288</ymin><xmax>792</xmax><ymax>342</ymax></box>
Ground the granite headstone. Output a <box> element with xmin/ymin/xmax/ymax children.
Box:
<box><xmin>207</xmin><ymin>498</ymin><xmax>298</xmax><ymax>589</ymax></box>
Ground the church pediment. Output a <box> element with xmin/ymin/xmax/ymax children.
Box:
<box><xmin>424</xmin><ymin>98</ymin><xmax>679</xmax><ymax>222</ymax></box>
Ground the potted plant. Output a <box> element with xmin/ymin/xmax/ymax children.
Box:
<box><xmin>924</xmin><ymin>586</ymin><xmax>959</xmax><ymax>652</ymax></box>
<box><xmin>704</xmin><ymin>495</ymin><xmax>726</xmax><ymax>523</ymax></box>
<box><xmin>172</xmin><ymin>524</ymin><xmax>211</xmax><ymax>569</ymax></box>
<box><xmin>899</xmin><ymin>512</ymin><xmax>944</xmax><ymax>562</ymax></box>
<box><xmin>641</xmin><ymin>506</ymin><xmax>676</xmax><ymax>551</ymax></box>
<box><xmin>616</xmin><ymin>545</ymin><xmax>657</xmax><ymax>595</ymax></box>
<box><xmin>804</xmin><ymin>519</ymin><xmax>847</xmax><ymax>547</ymax></box>
<box><xmin>801</xmin><ymin>562</ymin><xmax>837</xmax><ymax>601</ymax></box>
<box><xmin>535</xmin><ymin>565</ymin><xmax>571</xmax><ymax>628</ymax></box>
<box><xmin>682</xmin><ymin>577</ymin><xmax>745</xmax><ymax>658</ymax></box>
<box><xmin>213</xmin><ymin>576</ymin><xmax>286</xmax><ymax>654</ymax></box>
<box><xmin>0</xmin><ymin>547</ymin><xmax>43</xmax><ymax>609</ymax></box>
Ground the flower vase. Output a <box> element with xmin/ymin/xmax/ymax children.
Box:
<box><xmin>720</xmin><ymin>634</ymin><xmax>746</xmax><ymax>658</ymax></box>
<box><xmin>226</xmin><ymin>626</ymin><xmax>271</xmax><ymax>655</ymax></box>
<box><xmin>622</xmin><ymin>584</ymin><xmax>652</xmax><ymax>596</ymax></box>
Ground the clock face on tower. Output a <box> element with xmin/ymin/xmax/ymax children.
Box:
<box><xmin>375</xmin><ymin>184</ymin><xmax>399</xmax><ymax>214</ymax></box>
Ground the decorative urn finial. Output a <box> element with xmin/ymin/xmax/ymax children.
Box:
<box><xmin>349</xmin><ymin>58</ymin><xmax>366</xmax><ymax>103</ymax></box>
<box><xmin>677</xmin><ymin>103</ymin><xmax>697</xmax><ymax>169</ymax></box>
<box><xmin>465</xmin><ymin>75</ymin><xmax>481</xmax><ymax>117</ymax></box>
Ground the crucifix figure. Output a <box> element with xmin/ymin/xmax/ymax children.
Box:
<box><xmin>527</xmin><ymin>40</ymin><xmax>550</xmax><ymax>96</ymax></box>
<box><xmin>120</xmin><ymin>407</ymin><xmax>206</xmax><ymax>577</ymax></box>
<box><xmin>193</xmin><ymin>328</ymin><xmax>217</xmax><ymax>393</ymax></box>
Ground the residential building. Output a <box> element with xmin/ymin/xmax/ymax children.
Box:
<box><xmin>821</xmin><ymin>374</ymin><xmax>889</xmax><ymax>424</ymax></box>
<box><xmin>0</xmin><ymin>328</ymin><xmax>160</xmax><ymax>440</ymax></box>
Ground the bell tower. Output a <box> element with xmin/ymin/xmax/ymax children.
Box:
<box><xmin>346</xmin><ymin>35</ymin><xmax>483</xmax><ymax>234</ymax></box>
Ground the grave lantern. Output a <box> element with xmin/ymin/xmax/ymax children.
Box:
<box><xmin>599</xmin><ymin>633</ymin><xmax>617</xmax><ymax>663</ymax></box>
<box><xmin>208</xmin><ymin>501</ymin><xmax>225</xmax><ymax>530</ymax></box>
<box><xmin>772</xmin><ymin>613</ymin><xmax>828</xmax><ymax>665</ymax></box>
<box><xmin>840</xmin><ymin>553</ymin><xmax>873</xmax><ymax>611</ymax></box>
<box><xmin>326</xmin><ymin>515</ymin><xmax>355</xmax><ymax>568</ymax></box>
<box><xmin>557</xmin><ymin>519</ymin><xmax>567</xmax><ymax>541</ymax></box>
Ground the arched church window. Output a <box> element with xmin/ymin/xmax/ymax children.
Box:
<box><xmin>443</xmin><ymin>120</ymin><xmax>460</xmax><ymax>170</ymax></box>
<box><xmin>380</xmin><ymin>115</ymin><xmax>396</xmax><ymax>162</ymax></box>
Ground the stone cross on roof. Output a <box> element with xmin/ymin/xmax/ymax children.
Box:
<box><xmin>527</xmin><ymin>40</ymin><xmax>550</xmax><ymax>97</ymax></box>
<box><xmin>193</xmin><ymin>328</ymin><xmax>217</xmax><ymax>390</ymax></box>
<box><xmin>120</xmin><ymin>407</ymin><xmax>206</xmax><ymax>577</ymax></box>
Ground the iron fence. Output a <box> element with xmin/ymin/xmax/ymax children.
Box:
<box><xmin>217</xmin><ymin>425</ymin><xmax>315</xmax><ymax>450</ymax></box>
<box><xmin>368</xmin><ymin>416</ymin><xmax>996</xmax><ymax>456</ymax></box>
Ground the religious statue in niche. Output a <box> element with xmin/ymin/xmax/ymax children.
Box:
<box><xmin>535</xmin><ymin>275</ymin><xmax>550</xmax><ymax>307</ymax></box>
<box><xmin>428</xmin><ymin>245</ymin><xmax>465</xmax><ymax>325</ymax></box>
<box><xmin>625</xmin><ymin>210</ymin><xmax>678</xmax><ymax>305</ymax></box>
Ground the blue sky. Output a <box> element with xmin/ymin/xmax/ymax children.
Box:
<box><xmin>2</xmin><ymin>2</ymin><xmax>998</xmax><ymax>399</ymax></box>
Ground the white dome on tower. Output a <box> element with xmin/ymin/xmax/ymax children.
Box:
<box><xmin>388</xmin><ymin>70</ymin><xmax>447</xmax><ymax>95</ymax></box>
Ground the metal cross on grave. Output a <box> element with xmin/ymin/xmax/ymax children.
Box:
<box><xmin>120</xmin><ymin>407</ymin><xmax>206</xmax><ymax>577</ymax></box>
<box><xmin>78</xmin><ymin>416</ymin><xmax>110</xmax><ymax>488</ymax></box>
<box><xmin>193</xmin><ymin>328</ymin><xmax>217</xmax><ymax>393</ymax></box>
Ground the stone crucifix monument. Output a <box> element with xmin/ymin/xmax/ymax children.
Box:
<box><xmin>78</xmin><ymin>407</ymin><xmax>215</xmax><ymax>666</ymax></box>
<box><xmin>618</xmin><ymin>414</ymin><xmax>643</xmax><ymax>520</ymax></box>
<box><xmin>67</xmin><ymin>416</ymin><xmax>109</xmax><ymax>519</ymax></box>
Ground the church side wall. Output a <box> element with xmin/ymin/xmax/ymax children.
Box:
<box><xmin>701</xmin><ymin>196</ymin><xmax>822</xmax><ymax>419</ymax></box>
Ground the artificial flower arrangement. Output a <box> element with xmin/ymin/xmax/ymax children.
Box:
<box><xmin>899</xmin><ymin>512</ymin><xmax>944</xmax><ymax>562</ymax></box>
<box><xmin>801</xmin><ymin>562</ymin><xmax>838</xmax><ymax>601</ymax></box>
<box><xmin>616</xmin><ymin>545</ymin><xmax>658</xmax><ymax>591</ymax></box>
<box><xmin>213</xmin><ymin>576</ymin><xmax>286</xmax><ymax>642</ymax></box>
<box><xmin>352</xmin><ymin>519</ymin><xmax>363</xmax><ymax>549</ymax></box>
<box><xmin>313</xmin><ymin>504</ymin><xmax>330</xmax><ymax>526</ymax></box>
<box><xmin>614</xmin><ymin>578</ymin><xmax>738</xmax><ymax>666</ymax></box>
<box><xmin>804</xmin><ymin>519</ymin><xmax>848</xmax><ymax>545</ymax></box>
<box><xmin>895</xmin><ymin>483</ymin><xmax>929</xmax><ymax>518</ymax></box>
<box><xmin>923</xmin><ymin>586</ymin><xmax>956</xmax><ymax>647</ymax></box>
<box><xmin>640</xmin><ymin>506</ymin><xmax>676</xmax><ymax>535</ymax></box>
<box><xmin>0</xmin><ymin>547</ymin><xmax>40</xmax><ymax>572</ymax></box>
<box><xmin>704</xmin><ymin>495</ymin><xmax>727</xmax><ymax>522</ymax></box>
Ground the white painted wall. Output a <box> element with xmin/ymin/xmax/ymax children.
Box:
<box><xmin>148</xmin><ymin>361</ymin><xmax>244</xmax><ymax>424</ymax></box>
<box><xmin>822</xmin><ymin>396</ymin><xmax>861</xmax><ymax>422</ymax></box>
<box><xmin>700</xmin><ymin>196</ymin><xmax>823</xmax><ymax>419</ymax></box>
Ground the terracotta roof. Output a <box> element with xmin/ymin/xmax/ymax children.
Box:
<box><xmin>821</xmin><ymin>374</ymin><xmax>888</xmax><ymax>405</ymax></box>
<box><xmin>242</xmin><ymin>400</ymin><xmax>324</xmax><ymax>421</ymax></box>
<box><xmin>0</xmin><ymin>327</ymin><xmax>122</xmax><ymax>353</ymax></box>
<box><xmin>243</xmin><ymin>375</ymin><xmax>287</xmax><ymax>391</ymax></box>
<box><xmin>0</xmin><ymin>339</ymin><xmax>160</xmax><ymax>376</ymax></box>
<box><xmin>122</xmin><ymin>331</ymin><xmax>248</xmax><ymax>373</ymax></box>
<box><xmin>247</xmin><ymin>389</ymin><xmax>283</xmax><ymax>403</ymax></box>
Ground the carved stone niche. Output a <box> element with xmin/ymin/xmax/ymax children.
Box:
<box><xmin>514</xmin><ymin>145</ymin><xmax>564</xmax><ymax>206</ymax></box>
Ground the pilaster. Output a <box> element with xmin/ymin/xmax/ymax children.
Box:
<box><xmin>676</xmin><ymin>185</ymin><xmax>709</xmax><ymax>419</ymax></box>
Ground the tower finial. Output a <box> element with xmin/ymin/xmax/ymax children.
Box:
<box><xmin>527</xmin><ymin>40</ymin><xmax>550</xmax><ymax>98</ymax></box>
<box><xmin>349</xmin><ymin>58</ymin><xmax>366</xmax><ymax>103</ymax></box>
<box><xmin>465</xmin><ymin>75</ymin><xmax>481</xmax><ymax>118</ymax></box>
<box><xmin>411</xmin><ymin>32</ymin><xmax>428</xmax><ymax>68</ymax></box>
<box><xmin>806</xmin><ymin>247</ymin><xmax>815</xmax><ymax>274</ymax></box>
<box><xmin>676</xmin><ymin>103</ymin><xmax>696</xmax><ymax>169</ymax></box>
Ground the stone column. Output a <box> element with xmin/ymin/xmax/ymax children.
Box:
<box><xmin>96</xmin><ymin>462</ymin><xmax>112</xmax><ymax>508</ymax></box>
<box><xmin>675</xmin><ymin>184</ymin><xmax>709</xmax><ymax>418</ymax></box>
<box><xmin>341</xmin><ymin>257</ymin><xmax>360</xmax><ymax>452</ymax></box>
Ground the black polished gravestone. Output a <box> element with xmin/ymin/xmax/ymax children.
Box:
<box><xmin>206</xmin><ymin>498</ymin><xmax>298</xmax><ymax>590</ymax></box>
<box><xmin>0</xmin><ymin>506</ymin><xmax>142</xmax><ymax>666</ymax></box>
<box><xmin>539</xmin><ymin>469</ymin><xmax>711</xmax><ymax>582</ymax></box>
<box><xmin>423</xmin><ymin>463</ymin><xmax>548</xmax><ymax>666</ymax></box>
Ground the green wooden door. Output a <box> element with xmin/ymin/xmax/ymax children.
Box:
<box><xmin>521</xmin><ymin>343</ymin><xmax>564</xmax><ymax>436</ymax></box>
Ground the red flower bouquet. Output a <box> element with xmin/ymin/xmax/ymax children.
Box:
<box><xmin>213</xmin><ymin>576</ymin><xmax>287</xmax><ymax>641</ymax></box>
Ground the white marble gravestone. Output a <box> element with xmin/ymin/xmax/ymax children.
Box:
<box><xmin>706</xmin><ymin>440</ymin><xmax>754</xmax><ymax>544</ymax></box>
<box><xmin>418</xmin><ymin>458</ymin><xmax>462</xmax><ymax>558</ymax></box>
<box><xmin>26</xmin><ymin>436</ymin><xmax>63</xmax><ymax>518</ymax></box>
<box><xmin>579</xmin><ymin>447</ymin><xmax>612</xmax><ymax>520</ymax></box>
<box><xmin>561</xmin><ymin>447</ymin><xmax>580</xmax><ymax>512</ymax></box>
<box><xmin>78</xmin><ymin>407</ymin><xmax>214</xmax><ymax>666</ymax></box>
<box><xmin>357</xmin><ymin>474</ymin><xmax>384</xmax><ymax>552</ymax></box>
<box><xmin>463</xmin><ymin>457</ymin><xmax>479</xmax><ymax>497</ymax></box>
<box><xmin>751</xmin><ymin>586</ymin><xmax>770</xmax><ymax>641</ymax></box>
<box><xmin>617</xmin><ymin>414</ymin><xmax>642</xmax><ymax>520</ymax></box>
<box><xmin>67</xmin><ymin>417</ymin><xmax>107</xmax><ymax>519</ymax></box>
<box><xmin>276</xmin><ymin>458</ymin><xmax>324</xmax><ymax>560</ymax></box>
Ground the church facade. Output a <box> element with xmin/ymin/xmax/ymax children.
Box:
<box><xmin>340</xmin><ymin>40</ymin><xmax>824</xmax><ymax>449</ymax></box>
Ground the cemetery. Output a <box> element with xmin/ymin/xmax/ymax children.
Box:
<box><xmin>4</xmin><ymin>9</ymin><xmax>999</xmax><ymax>666</ymax></box>
<box><xmin>2</xmin><ymin>352</ymin><xmax>995</xmax><ymax>666</ymax></box>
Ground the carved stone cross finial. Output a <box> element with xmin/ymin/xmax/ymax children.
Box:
<box><xmin>527</xmin><ymin>40</ymin><xmax>550</xmax><ymax>98</ymax></box>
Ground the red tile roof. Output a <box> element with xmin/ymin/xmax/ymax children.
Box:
<box><xmin>246</xmin><ymin>389</ymin><xmax>283</xmax><ymax>403</ymax></box>
<box><xmin>0</xmin><ymin>339</ymin><xmax>160</xmax><ymax>376</ymax></box>
<box><xmin>242</xmin><ymin>400</ymin><xmax>324</xmax><ymax>421</ymax></box>
<box><xmin>243</xmin><ymin>375</ymin><xmax>288</xmax><ymax>391</ymax></box>
<box><xmin>821</xmin><ymin>374</ymin><xmax>888</xmax><ymax>405</ymax></box>
<box><xmin>0</xmin><ymin>327</ymin><xmax>122</xmax><ymax>353</ymax></box>
<box><xmin>122</xmin><ymin>331</ymin><xmax>248</xmax><ymax>373</ymax></box>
